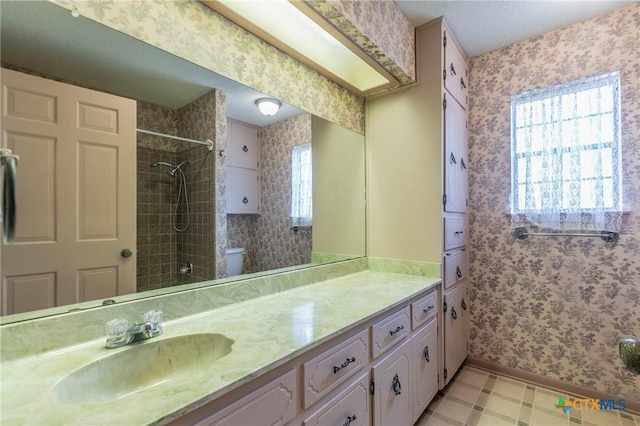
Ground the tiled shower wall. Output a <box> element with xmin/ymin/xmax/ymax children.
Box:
<box><xmin>136</xmin><ymin>92</ymin><xmax>219</xmax><ymax>292</ymax></box>
<box><xmin>136</xmin><ymin>102</ymin><xmax>179</xmax><ymax>291</ymax></box>
<box><xmin>176</xmin><ymin>90</ymin><xmax>218</xmax><ymax>284</ymax></box>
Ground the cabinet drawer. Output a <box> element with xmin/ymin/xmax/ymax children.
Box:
<box><xmin>200</xmin><ymin>369</ymin><xmax>297</xmax><ymax>426</ymax></box>
<box><xmin>303</xmin><ymin>372</ymin><xmax>370</xmax><ymax>426</ymax></box>
<box><xmin>370</xmin><ymin>307</ymin><xmax>410</xmax><ymax>359</ymax></box>
<box><xmin>443</xmin><ymin>249</ymin><xmax>468</xmax><ymax>289</ymax></box>
<box><xmin>303</xmin><ymin>329</ymin><xmax>368</xmax><ymax>409</ymax></box>
<box><xmin>443</xmin><ymin>215</ymin><xmax>467</xmax><ymax>250</ymax></box>
<box><xmin>411</xmin><ymin>291</ymin><xmax>438</xmax><ymax>330</ymax></box>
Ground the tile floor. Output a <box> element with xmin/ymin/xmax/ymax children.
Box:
<box><xmin>416</xmin><ymin>365</ymin><xmax>639</xmax><ymax>426</ymax></box>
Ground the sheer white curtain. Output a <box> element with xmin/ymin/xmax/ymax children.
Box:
<box><xmin>291</xmin><ymin>143</ymin><xmax>312</xmax><ymax>227</ymax></box>
<box><xmin>510</xmin><ymin>71</ymin><xmax>623</xmax><ymax>232</ymax></box>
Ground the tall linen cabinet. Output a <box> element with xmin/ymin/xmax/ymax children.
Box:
<box><xmin>366</xmin><ymin>18</ymin><xmax>469</xmax><ymax>388</ymax></box>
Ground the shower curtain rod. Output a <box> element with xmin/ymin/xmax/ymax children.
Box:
<box><xmin>136</xmin><ymin>128</ymin><xmax>214</xmax><ymax>151</ymax></box>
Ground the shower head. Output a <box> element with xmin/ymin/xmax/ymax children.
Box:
<box><xmin>168</xmin><ymin>160</ymin><xmax>190</xmax><ymax>177</ymax></box>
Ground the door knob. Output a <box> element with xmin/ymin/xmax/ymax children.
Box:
<box><xmin>121</xmin><ymin>248</ymin><xmax>133</xmax><ymax>258</ymax></box>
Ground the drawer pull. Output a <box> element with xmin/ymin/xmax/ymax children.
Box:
<box><xmin>343</xmin><ymin>414</ymin><xmax>357</xmax><ymax>426</ymax></box>
<box><xmin>333</xmin><ymin>357</ymin><xmax>356</xmax><ymax>374</ymax></box>
<box><xmin>450</xmin><ymin>63</ymin><xmax>457</xmax><ymax>76</ymax></box>
<box><xmin>456</xmin><ymin>266</ymin><xmax>462</xmax><ymax>278</ymax></box>
<box><xmin>389</xmin><ymin>325</ymin><xmax>405</xmax><ymax>336</ymax></box>
<box><xmin>242</xmin><ymin>197</ymin><xmax>249</xmax><ymax>204</ymax></box>
<box><xmin>450</xmin><ymin>152</ymin><xmax>457</xmax><ymax>164</ymax></box>
<box><xmin>392</xmin><ymin>374</ymin><xmax>402</xmax><ymax>396</ymax></box>
<box><xmin>423</xmin><ymin>346</ymin><xmax>430</xmax><ymax>362</ymax></box>
<box><xmin>461</xmin><ymin>158</ymin><xmax>467</xmax><ymax>170</ymax></box>
<box><xmin>461</xmin><ymin>298</ymin><xmax>467</xmax><ymax>311</ymax></box>
<box><xmin>454</xmin><ymin>230</ymin><xmax>464</xmax><ymax>235</ymax></box>
<box><xmin>451</xmin><ymin>306</ymin><xmax>458</xmax><ymax>320</ymax></box>
<box><xmin>242</xmin><ymin>145</ymin><xmax>248</xmax><ymax>152</ymax></box>
<box><xmin>460</xmin><ymin>77</ymin><xmax>467</xmax><ymax>89</ymax></box>
<box><xmin>423</xmin><ymin>305</ymin><xmax>435</xmax><ymax>314</ymax></box>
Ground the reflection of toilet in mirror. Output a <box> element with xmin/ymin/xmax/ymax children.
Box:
<box><xmin>226</xmin><ymin>248</ymin><xmax>245</xmax><ymax>276</ymax></box>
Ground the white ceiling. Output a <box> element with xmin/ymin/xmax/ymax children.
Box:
<box><xmin>395</xmin><ymin>1</ymin><xmax>635</xmax><ymax>58</ymax></box>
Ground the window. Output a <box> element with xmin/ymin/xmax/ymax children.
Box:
<box><xmin>510</xmin><ymin>71</ymin><xmax>623</xmax><ymax>232</ymax></box>
<box><xmin>291</xmin><ymin>143</ymin><xmax>312</xmax><ymax>227</ymax></box>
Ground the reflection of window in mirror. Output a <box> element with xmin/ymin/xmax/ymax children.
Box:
<box><xmin>291</xmin><ymin>143</ymin><xmax>312</xmax><ymax>227</ymax></box>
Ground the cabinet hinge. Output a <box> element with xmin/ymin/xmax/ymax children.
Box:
<box><xmin>443</xmin><ymin>98</ymin><xmax>447</xmax><ymax>110</ymax></box>
<box><xmin>443</xmin><ymin>33</ymin><xmax>447</xmax><ymax>48</ymax></box>
<box><xmin>466</xmin><ymin>199</ymin><xmax>468</xmax><ymax>207</ymax></box>
<box><xmin>444</xmin><ymin>368</ymin><xmax>448</xmax><ymax>380</ymax></box>
<box><xmin>442</xmin><ymin>69</ymin><xmax>446</xmax><ymax>81</ymax></box>
<box><xmin>370</xmin><ymin>379</ymin><xmax>375</xmax><ymax>395</ymax></box>
<box><xmin>442</xmin><ymin>194</ymin><xmax>447</xmax><ymax>206</ymax></box>
<box><xmin>443</xmin><ymin>301</ymin><xmax>448</xmax><ymax>312</ymax></box>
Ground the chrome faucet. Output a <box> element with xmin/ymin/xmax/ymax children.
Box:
<box><xmin>105</xmin><ymin>310</ymin><xmax>163</xmax><ymax>349</ymax></box>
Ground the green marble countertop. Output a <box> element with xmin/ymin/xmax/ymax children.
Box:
<box><xmin>0</xmin><ymin>270</ymin><xmax>440</xmax><ymax>425</ymax></box>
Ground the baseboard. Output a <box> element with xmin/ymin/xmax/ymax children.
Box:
<box><xmin>465</xmin><ymin>357</ymin><xmax>639</xmax><ymax>416</ymax></box>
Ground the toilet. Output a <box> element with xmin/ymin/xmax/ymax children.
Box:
<box><xmin>226</xmin><ymin>247</ymin><xmax>245</xmax><ymax>276</ymax></box>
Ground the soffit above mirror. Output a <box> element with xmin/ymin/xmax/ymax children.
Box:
<box><xmin>0</xmin><ymin>1</ymin><xmax>303</xmax><ymax>127</ymax></box>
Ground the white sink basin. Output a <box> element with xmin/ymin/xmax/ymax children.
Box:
<box><xmin>53</xmin><ymin>333</ymin><xmax>234</xmax><ymax>404</ymax></box>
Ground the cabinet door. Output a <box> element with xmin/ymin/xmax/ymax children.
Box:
<box><xmin>412</xmin><ymin>318</ymin><xmax>438</xmax><ymax>424</ymax></box>
<box><xmin>226</xmin><ymin>167</ymin><xmax>259</xmax><ymax>214</ymax></box>
<box><xmin>371</xmin><ymin>339</ymin><xmax>412</xmax><ymax>426</ymax></box>
<box><xmin>443</xmin><ymin>92</ymin><xmax>468</xmax><ymax>213</ymax></box>
<box><xmin>228</xmin><ymin>120</ymin><xmax>259</xmax><ymax>169</ymax></box>
<box><xmin>198</xmin><ymin>369</ymin><xmax>297</xmax><ymax>426</ymax></box>
<box><xmin>443</xmin><ymin>26</ymin><xmax>468</xmax><ymax>108</ymax></box>
<box><xmin>443</xmin><ymin>283</ymin><xmax>469</xmax><ymax>386</ymax></box>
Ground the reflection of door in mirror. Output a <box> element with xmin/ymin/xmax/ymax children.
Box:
<box><xmin>0</xmin><ymin>68</ymin><xmax>136</xmax><ymax>315</ymax></box>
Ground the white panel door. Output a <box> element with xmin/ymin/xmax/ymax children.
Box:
<box><xmin>1</xmin><ymin>68</ymin><xmax>136</xmax><ymax>315</ymax></box>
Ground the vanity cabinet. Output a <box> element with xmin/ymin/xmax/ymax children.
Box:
<box><xmin>172</xmin><ymin>284</ymin><xmax>440</xmax><ymax>426</ymax></box>
<box><xmin>366</xmin><ymin>17</ymin><xmax>469</xmax><ymax>392</ymax></box>
<box><xmin>226</xmin><ymin>120</ymin><xmax>260</xmax><ymax>214</ymax></box>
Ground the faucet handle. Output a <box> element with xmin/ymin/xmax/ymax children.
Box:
<box><xmin>105</xmin><ymin>318</ymin><xmax>128</xmax><ymax>348</ymax></box>
<box><xmin>143</xmin><ymin>310</ymin><xmax>163</xmax><ymax>325</ymax></box>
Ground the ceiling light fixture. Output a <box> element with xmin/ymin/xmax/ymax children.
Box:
<box><xmin>255</xmin><ymin>98</ymin><xmax>282</xmax><ymax>116</ymax></box>
<box><xmin>202</xmin><ymin>0</ymin><xmax>398</xmax><ymax>96</ymax></box>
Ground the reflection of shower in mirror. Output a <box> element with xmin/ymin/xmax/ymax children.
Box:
<box><xmin>150</xmin><ymin>160</ymin><xmax>191</xmax><ymax>232</ymax></box>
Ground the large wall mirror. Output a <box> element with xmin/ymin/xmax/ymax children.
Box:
<box><xmin>0</xmin><ymin>1</ymin><xmax>365</xmax><ymax>322</ymax></box>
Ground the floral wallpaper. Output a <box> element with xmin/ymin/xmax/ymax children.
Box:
<box><xmin>49</xmin><ymin>0</ymin><xmax>365</xmax><ymax>135</ymax></box>
<box><xmin>227</xmin><ymin>114</ymin><xmax>313</xmax><ymax>274</ymax></box>
<box><xmin>306</xmin><ymin>0</ymin><xmax>415</xmax><ymax>86</ymax></box>
<box><xmin>468</xmin><ymin>3</ymin><xmax>640</xmax><ymax>402</ymax></box>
